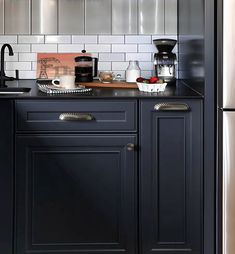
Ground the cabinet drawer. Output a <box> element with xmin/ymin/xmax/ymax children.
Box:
<box><xmin>16</xmin><ymin>100</ymin><xmax>137</xmax><ymax>132</ymax></box>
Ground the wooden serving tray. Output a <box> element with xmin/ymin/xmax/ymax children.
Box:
<box><xmin>80</xmin><ymin>81</ymin><xmax>138</xmax><ymax>89</ymax></box>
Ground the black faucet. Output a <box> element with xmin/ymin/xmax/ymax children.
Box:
<box><xmin>0</xmin><ymin>44</ymin><xmax>19</xmax><ymax>88</ymax></box>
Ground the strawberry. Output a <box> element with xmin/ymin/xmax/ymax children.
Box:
<box><xmin>136</xmin><ymin>77</ymin><xmax>145</xmax><ymax>83</ymax></box>
<box><xmin>143</xmin><ymin>79</ymin><xmax>150</xmax><ymax>84</ymax></box>
<box><xmin>149</xmin><ymin>77</ymin><xmax>159</xmax><ymax>83</ymax></box>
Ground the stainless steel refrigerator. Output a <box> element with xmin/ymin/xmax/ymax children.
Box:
<box><xmin>220</xmin><ymin>0</ymin><xmax>235</xmax><ymax>253</ymax></box>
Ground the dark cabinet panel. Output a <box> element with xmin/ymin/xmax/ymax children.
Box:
<box><xmin>140</xmin><ymin>100</ymin><xmax>203</xmax><ymax>254</ymax></box>
<box><xmin>16</xmin><ymin>100</ymin><xmax>137</xmax><ymax>132</ymax></box>
<box><xmin>0</xmin><ymin>101</ymin><xmax>13</xmax><ymax>254</ymax></box>
<box><xmin>15</xmin><ymin>135</ymin><xmax>137</xmax><ymax>254</ymax></box>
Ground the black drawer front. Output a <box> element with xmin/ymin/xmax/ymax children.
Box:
<box><xmin>16</xmin><ymin>100</ymin><xmax>137</xmax><ymax>132</ymax></box>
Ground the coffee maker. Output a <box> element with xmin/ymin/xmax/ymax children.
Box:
<box><xmin>75</xmin><ymin>50</ymin><xmax>98</xmax><ymax>82</ymax></box>
<box><xmin>153</xmin><ymin>39</ymin><xmax>177</xmax><ymax>83</ymax></box>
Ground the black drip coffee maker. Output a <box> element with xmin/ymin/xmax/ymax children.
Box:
<box><xmin>153</xmin><ymin>39</ymin><xmax>177</xmax><ymax>84</ymax></box>
<box><xmin>75</xmin><ymin>50</ymin><xmax>98</xmax><ymax>82</ymax></box>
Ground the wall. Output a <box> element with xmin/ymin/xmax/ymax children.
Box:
<box><xmin>0</xmin><ymin>34</ymin><xmax>177</xmax><ymax>79</ymax></box>
<box><xmin>178</xmin><ymin>0</ymin><xmax>204</xmax><ymax>89</ymax></box>
<box><xmin>0</xmin><ymin>0</ymin><xmax>177</xmax><ymax>80</ymax></box>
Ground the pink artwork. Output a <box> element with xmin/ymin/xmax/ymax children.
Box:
<box><xmin>36</xmin><ymin>53</ymin><xmax>90</xmax><ymax>80</ymax></box>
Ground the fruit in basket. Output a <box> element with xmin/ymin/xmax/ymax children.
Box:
<box><xmin>143</xmin><ymin>79</ymin><xmax>150</xmax><ymax>83</ymax></box>
<box><xmin>149</xmin><ymin>77</ymin><xmax>159</xmax><ymax>83</ymax></box>
<box><xmin>136</xmin><ymin>77</ymin><xmax>145</xmax><ymax>83</ymax></box>
<box><xmin>136</xmin><ymin>76</ymin><xmax>164</xmax><ymax>84</ymax></box>
<box><xmin>136</xmin><ymin>76</ymin><xmax>167</xmax><ymax>92</ymax></box>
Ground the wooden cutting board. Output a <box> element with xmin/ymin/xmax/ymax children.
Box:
<box><xmin>37</xmin><ymin>53</ymin><xmax>90</xmax><ymax>80</ymax></box>
<box><xmin>81</xmin><ymin>81</ymin><xmax>138</xmax><ymax>89</ymax></box>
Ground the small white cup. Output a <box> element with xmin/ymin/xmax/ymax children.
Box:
<box><xmin>52</xmin><ymin>75</ymin><xmax>76</xmax><ymax>89</ymax></box>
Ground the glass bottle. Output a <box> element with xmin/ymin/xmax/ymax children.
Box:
<box><xmin>126</xmin><ymin>60</ymin><xmax>141</xmax><ymax>83</ymax></box>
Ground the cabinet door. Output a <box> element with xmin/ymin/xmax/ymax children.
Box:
<box><xmin>5</xmin><ymin>0</ymin><xmax>31</xmax><ymax>34</ymax></box>
<box><xmin>0</xmin><ymin>101</ymin><xmax>13</xmax><ymax>254</ymax></box>
<box><xmin>0</xmin><ymin>0</ymin><xmax>3</xmax><ymax>34</ymax></box>
<box><xmin>140</xmin><ymin>100</ymin><xmax>203</xmax><ymax>254</ymax></box>
<box><xmin>15</xmin><ymin>135</ymin><xmax>137</xmax><ymax>254</ymax></box>
<box><xmin>165</xmin><ymin>0</ymin><xmax>178</xmax><ymax>34</ymax></box>
<box><xmin>138</xmin><ymin>0</ymin><xmax>165</xmax><ymax>34</ymax></box>
<box><xmin>85</xmin><ymin>0</ymin><xmax>111</xmax><ymax>34</ymax></box>
<box><xmin>58</xmin><ymin>0</ymin><xmax>85</xmax><ymax>34</ymax></box>
<box><xmin>112</xmin><ymin>0</ymin><xmax>137</xmax><ymax>34</ymax></box>
<box><xmin>32</xmin><ymin>0</ymin><xmax>57</xmax><ymax>34</ymax></box>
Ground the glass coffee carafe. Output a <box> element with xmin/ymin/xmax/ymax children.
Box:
<box><xmin>75</xmin><ymin>55</ymin><xmax>98</xmax><ymax>82</ymax></box>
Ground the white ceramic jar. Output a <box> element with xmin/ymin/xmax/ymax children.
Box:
<box><xmin>126</xmin><ymin>60</ymin><xmax>141</xmax><ymax>83</ymax></box>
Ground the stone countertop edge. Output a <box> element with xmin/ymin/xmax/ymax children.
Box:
<box><xmin>0</xmin><ymin>79</ymin><xmax>204</xmax><ymax>99</ymax></box>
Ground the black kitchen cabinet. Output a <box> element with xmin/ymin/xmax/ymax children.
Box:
<box><xmin>139</xmin><ymin>100</ymin><xmax>203</xmax><ymax>254</ymax></box>
<box><xmin>0</xmin><ymin>101</ymin><xmax>14</xmax><ymax>254</ymax></box>
<box><xmin>10</xmin><ymin>97</ymin><xmax>204</xmax><ymax>254</ymax></box>
<box><xmin>15</xmin><ymin>134</ymin><xmax>137</xmax><ymax>254</ymax></box>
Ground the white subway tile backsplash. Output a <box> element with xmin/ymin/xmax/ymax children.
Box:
<box><xmin>4</xmin><ymin>70</ymin><xmax>36</xmax><ymax>80</ymax></box>
<box><xmin>91</xmin><ymin>53</ymin><xmax>99</xmax><ymax>58</ymax></box>
<box><xmin>15</xmin><ymin>45</ymin><xmax>31</xmax><ymax>53</ymax></box>
<box><xmin>172</xmin><ymin>46</ymin><xmax>178</xmax><ymax>54</ymax></box>
<box><xmin>138</xmin><ymin>44</ymin><xmax>156</xmax><ymax>53</ymax></box>
<box><xmin>5</xmin><ymin>71</ymin><xmax>16</xmax><ymax>78</ymax></box>
<box><xmin>112</xmin><ymin>62</ymin><xmax>129</xmax><ymax>71</ymax></box>
<box><xmin>112</xmin><ymin>71</ymin><xmax>126</xmax><ymax>79</ymax></box>
<box><xmin>126</xmin><ymin>53</ymin><xmax>152</xmax><ymax>61</ymax></box>
<box><xmin>99</xmin><ymin>36</ymin><xmax>124</xmax><ymax>44</ymax></box>
<box><xmin>6</xmin><ymin>62</ymin><xmax>31</xmax><ymax>71</ymax></box>
<box><xmin>19</xmin><ymin>53</ymin><xmax>37</xmax><ymax>62</ymax></box>
<box><xmin>4</xmin><ymin>53</ymin><xmax>18</xmax><ymax>62</ymax></box>
<box><xmin>72</xmin><ymin>35</ymin><xmax>97</xmax><ymax>44</ymax></box>
<box><xmin>32</xmin><ymin>62</ymin><xmax>37</xmax><ymax>71</ymax></box>
<box><xmin>139</xmin><ymin>62</ymin><xmax>154</xmax><ymax>71</ymax></box>
<box><xmin>112</xmin><ymin>44</ymin><xmax>137</xmax><ymax>53</ymax></box>
<box><xmin>141</xmin><ymin>71</ymin><xmax>153</xmax><ymax>78</ymax></box>
<box><xmin>58</xmin><ymin>44</ymin><xmax>84</xmax><ymax>53</ymax></box>
<box><xmin>85</xmin><ymin>44</ymin><xmax>111</xmax><ymax>53</ymax></box>
<box><xmin>125</xmin><ymin>35</ymin><xmax>151</xmax><ymax>44</ymax></box>
<box><xmin>0</xmin><ymin>33</ymin><xmax>177</xmax><ymax>79</ymax></box>
<box><xmin>0</xmin><ymin>36</ymin><xmax>17</xmax><ymax>43</ymax></box>
<box><xmin>45</xmin><ymin>35</ymin><xmax>71</xmax><ymax>44</ymax></box>
<box><xmin>19</xmin><ymin>71</ymin><xmax>37</xmax><ymax>79</ymax></box>
<box><xmin>98</xmin><ymin>62</ymin><xmax>112</xmax><ymax>71</ymax></box>
<box><xmin>99</xmin><ymin>53</ymin><xmax>125</xmax><ymax>62</ymax></box>
<box><xmin>4</xmin><ymin>44</ymin><xmax>31</xmax><ymax>53</ymax></box>
<box><xmin>32</xmin><ymin>44</ymin><xmax>57</xmax><ymax>53</ymax></box>
<box><xmin>18</xmin><ymin>36</ymin><xmax>44</xmax><ymax>44</ymax></box>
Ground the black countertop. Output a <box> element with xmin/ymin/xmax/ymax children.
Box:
<box><xmin>0</xmin><ymin>80</ymin><xmax>203</xmax><ymax>99</ymax></box>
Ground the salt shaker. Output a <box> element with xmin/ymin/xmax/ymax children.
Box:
<box><xmin>126</xmin><ymin>61</ymin><xmax>141</xmax><ymax>83</ymax></box>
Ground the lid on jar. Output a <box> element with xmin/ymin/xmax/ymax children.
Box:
<box><xmin>75</xmin><ymin>56</ymin><xmax>92</xmax><ymax>62</ymax></box>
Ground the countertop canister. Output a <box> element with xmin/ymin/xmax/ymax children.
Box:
<box><xmin>126</xmin><ymin>60</ymin><xmax>141</xmax><ymax>83</ymax></box>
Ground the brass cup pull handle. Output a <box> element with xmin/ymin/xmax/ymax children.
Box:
<box><xmin>127</xmin><ymin>143</ymin><xmax>135</xmax><ymax>151</ymax></box>
<box><xmin>154</xmin><ymin>103</ymin><xmax>190</xmax><ymax>111</ymax></box>
<box><xmin>59</xmin><ymin>113</ymin><xmax>95</xmax><ymax>121</ymax></box>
